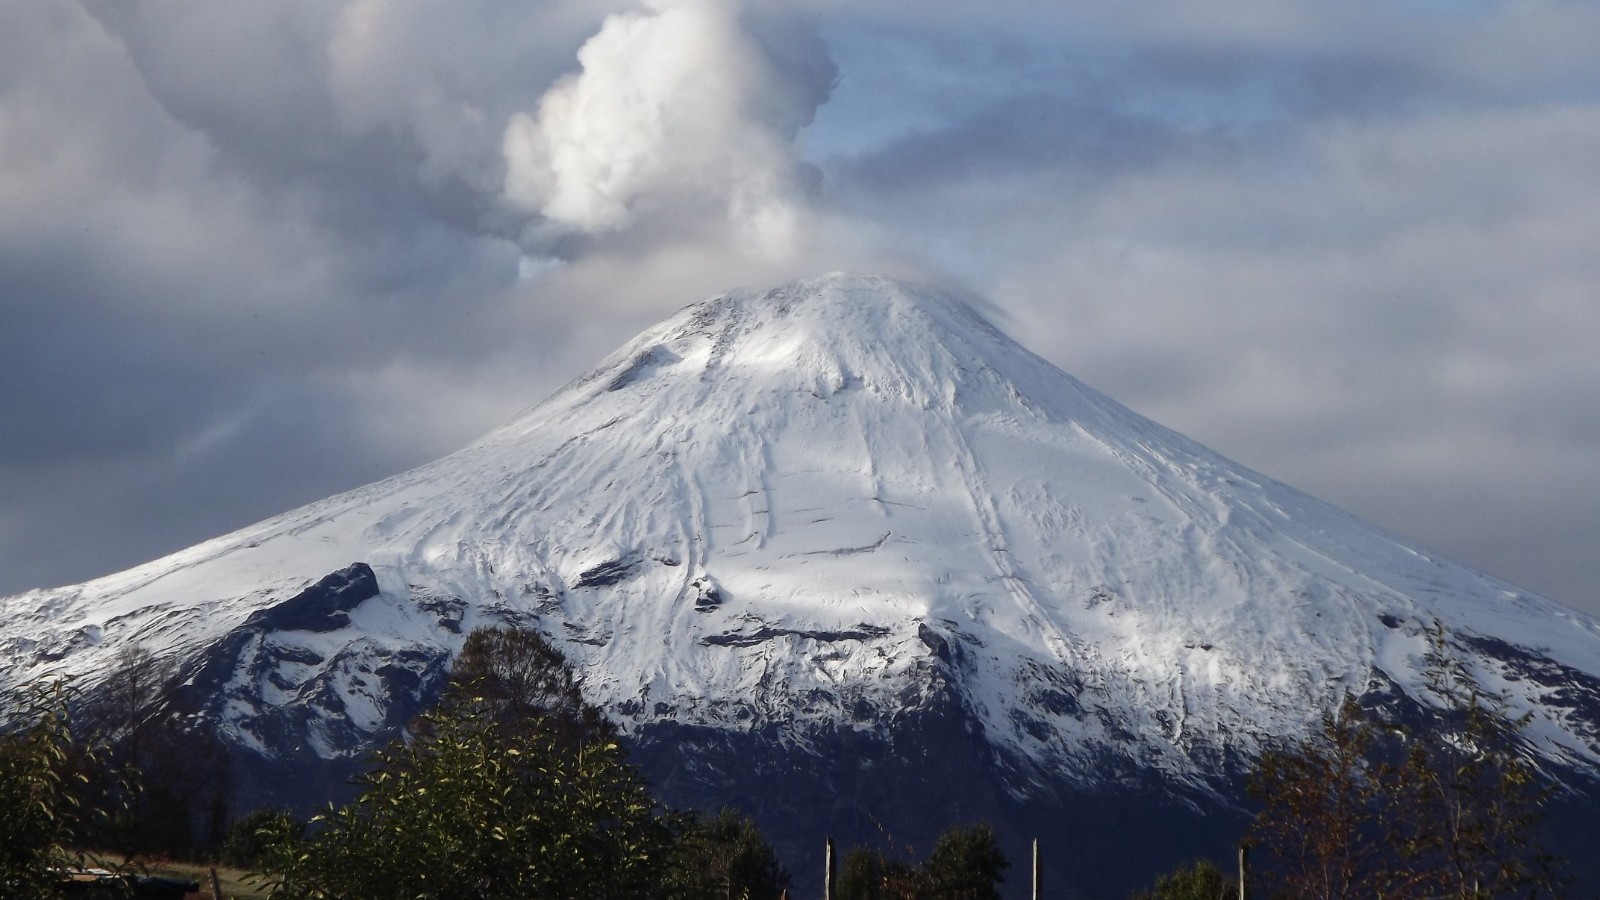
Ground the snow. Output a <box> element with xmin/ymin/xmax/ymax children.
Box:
<box><xmin>5</xmin><ymin>272</ymin><xmax>1600</xmax><ymax>788</ymax></box>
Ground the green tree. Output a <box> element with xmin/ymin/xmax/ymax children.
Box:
<box><xmin>435</xmin><ymin>626</ymin><xmax>612</xmax><ymax>749</ymax></box>
<box><xmin>1</xmin><ymin>681</ymin><xmax>82</xmax><ymax>897</ymax></box>
<box><xmin>1127</xmin><ymin>858</ymin><xmax>1234</xmax><ymax>900</ymax></box>
<box><xmin>663</xmin><ymin>808</ymin><xmax>790</xmax><ymax>900</ymax></box>
<box><xmin>836</xmin><ymin>824</ymin><xmax>1008</xmax><ymax>900</ymax></box>
<box><xmin>923</xmin><ymin>823</ymin><xmax>1007</xmax><ymax>900</ymax></box>
<box><xmin>836</xmin><ymin>847</ymin><xmax>926</xmax><ymax>900</ymax></box>
<box><xmin>259</xmin><ymin>700</ymin><xmax>667</xmax><ymax>899</ymax></box>
<box><xmin>837</xmin><ymin>847</ymin><xmax>888</xmax><ymax>900</ymax></box>
<box><xmin>258</xmin><ymin>627</ymin><xmax>670</xmax><ymax>899</ymax></box>
<box><xmin>0</xmin><ymin>679</ymin><xmax>130</xmax><ymax>898</ymax></box>
<box><xmin>221</xmin><ymin>807</ymin><xmax>299</xmax><ymax>870</ymax></box>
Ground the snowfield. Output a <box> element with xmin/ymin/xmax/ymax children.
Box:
<box><xmin>6</xmin><ymin>272</ymin><xmax>1600</xmax><ymax>795</ymax></box>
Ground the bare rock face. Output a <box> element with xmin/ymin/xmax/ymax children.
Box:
<box><xmin>7</xmin><ymin>273</ymin><xmax>1600</xmax><ymax>893</ymax></box>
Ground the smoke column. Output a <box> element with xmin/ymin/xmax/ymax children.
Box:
<box><xmin>502</xmin><ymin>0</ymin><xmax>832</xmax><ymax>259</ymax></box>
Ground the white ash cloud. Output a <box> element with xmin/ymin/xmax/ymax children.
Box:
<box><xmin>502</xmin><ymin>0</ymin><xmax>835</xmax><ymax>258</ymax></box>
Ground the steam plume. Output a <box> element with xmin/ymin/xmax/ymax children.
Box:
<box><xmin>502</xmin><ymin>0</ymin><xmax>831</xmax><ymax>258</ymax></box>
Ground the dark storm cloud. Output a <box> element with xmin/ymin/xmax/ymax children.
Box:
<box><xmin>0</xmin><ymin>2</ymin><xmax>545</xmax><ymax>595</ymax></box>
<box><xmin>0</xmin><ymin>373</ymin><xmax>462</xmax><ymax>596</ymax></box>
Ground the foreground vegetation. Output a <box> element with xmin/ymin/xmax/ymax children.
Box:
<box><xmin>1131</xmin><ymin>625</ymin><xmax>1564</xmax><ymax>899</ymax></box>
<box><xmin>2</xmin><ymin>624</ymin><xmax>1569</xmax><ymax>898</ymax></box>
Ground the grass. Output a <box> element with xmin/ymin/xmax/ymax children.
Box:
<box><xmin>71</xmin><ymin>851</ymin><xmax>273</xmax><ymax>900</ymax></box>
<box><xmin>144</xmin><ymin>859</ymin><xmax>273</xmax><ymax>900</ymax></box>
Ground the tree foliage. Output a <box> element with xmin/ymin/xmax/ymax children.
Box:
<box><xmin>1127</xmin><ymin>858</ymin><xmax>1234</xmax><ymax>900</ymax></box>
<box><xmin>257</xmin><ymin>626</ymin><xmax>671</xmax><ymax>899</ymax></box>
<box><xmin>221</xmin><ymin>807</ymin><xmax>299</xmax><ymax>870</ymax></box>
<box><xmin>662</xmin><ymin>807</ymin><xmax>790</xmax><ymax>900</ymax></box>
<box><xmin>0</xmin><ymin>627</ymin><xmax>791</xmax><ymax>899</ymax></box>
<box><xmin>838</xmin><ymin>847</ymin><xmax>925</xmax><ymax>900</ymax></box>
<box><xmin>1248</xmin><ymin>697</ymin><xmax>1390</xmax><ymax>899</ymax></box>
<box><xmin>1391</xmin><ymin>623</ymin><xmax>1561</xmax><ymax>897</ymax></box>
<box><xmin>259</xmin><ymin>705</ymin><xmax>667</xmax><ymax>899</ymax></box>
<box><xmin>1247</xmin><ymin>623</ymin><xmax>1562</xmax><ymax>898</ymax></box>
<box><xmin>0</xmin><ymin>678</ymin><xmax>144</xmax><ymax>896</ymax></box>
<box><xmin>836</xmin><ymin>823</ymin><xmax>1008</xmax><ymax>900</ymax></box>
<box><xmin>923</xmin><ymin>823</ymin><xmax>1008</xmax><ymax>900</ymax></box>
<box><xmin>435</xmin><ymin>626</ymin><xmax>613</xmax><ymax>750</ymax></box>
<box><xmin>0</xmin><ymin>680</ymin><xmax>90</xmax><ymax>897</ymax></box>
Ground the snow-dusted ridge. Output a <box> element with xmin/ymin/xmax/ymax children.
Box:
<box><xmin>6</xmin><ymin>272</ymin><xmax>1600</xmax><ymax>796</ymax></box>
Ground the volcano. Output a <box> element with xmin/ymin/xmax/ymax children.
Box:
<box><xmin>6</xmin><ymin>273</ymin><xmax>1600</xmax><ymax>892</ymax></box>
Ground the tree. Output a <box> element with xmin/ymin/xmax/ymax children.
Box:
<box><xmin>836</xmin><ymin>847</ymin><xmax>926</xmax><ymax>900</ymax></box>
<box><xmin>1247</xmin><ymin>623</ymin><xmax>1563</xmax><ymax>898</ymax></box>
<box><xmin>663</xmin><ymin>808</ymin><xmax>790</xmax><ymax>900</ymax></box>
<box><xmin>1</xmin><ymin>680</ymin><xmax>84</xmax><ymax>897</ymax></box>
<box><xmin>836</xmin><ymin>848</ymin><xmax>886</xmax><ymax>900</ymax></box>
<box><xmin>923</xmin><ymin>823</ymin><xmax>1008</xmax><ymax>900</ymax></box>
<box><xmin>258</xmin><ymin>627</ymin><xmax>670</xmax><ymax>899</ymax></box>
<box><xmin>1247</xmin><ymin>697</ymin><xmax>1391</xmax><ymax>899</ymax></box>
<box><xmin>77</xmin><ymin>646</ymin><xmax>232</xmax><ymax>859</ymax></box>
<box><xmin>221</xmin><ymin>807</ymin><xmax>299</xmax><ymax>870</ymax></box>
<box><xmin>260</xmin><ymin>699</ymin><xmax>669</xmax><ymax>899</ymax></box>
<box><xmin>836</xmin><ymin>824</ymin><xmax>1008</xmax><ymax>900</ymax></box>
<box><xmin>1127</xmin><ymin>859</ymin><xmax>1234</xmax><ymax>900</ymax></box>
<box><xmin>434</xmin><ymin>626</ymin><xmax>612</xmax><ymax>749</ymax></box>
<box><xmin>0</xmin><ymin>679</ymin><xmax>132</xmax><ymax>898</ymax></box>
<box><xmin>1390</xmin><ymin>624</ymin><xmax>1562</xmax><ymax>897</ymax></box>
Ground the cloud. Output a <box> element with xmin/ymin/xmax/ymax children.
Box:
<box><xmin>2</xmin><ymin>0</ymin><xmax>1598</xmax><ymax>621</ymax></box>
<box><xmin>502</xmin><ymin>0</ymin><xmax>836</xmax><ymax>258</ymax></box>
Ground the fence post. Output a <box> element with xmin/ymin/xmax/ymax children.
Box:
<box><xmin>1031</xmin><ymin>838</ymin><xmax>1041</xmax><ymax>900</ymax></box>
<box><xmin>824</xmin><ymin>836</ymin><xmax>835</xmax><ymax>900</ymax></box>
<box><xmin>1237</xmin><ymin>843</ymin><xmax>1248</xmax><ymax>900</ymax></box>
<box><xmin>209</xmin><ymin>866</ymin><xmax>225</xmax><ymax>900</ymax></box>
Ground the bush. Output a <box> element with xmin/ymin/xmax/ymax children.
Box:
<box><xmin>0</xmin><ymin>680</ymin><xmax>98</xmax><ymax>897</ymax></box>
<box><xmin>221</xmin><ymin>807</ymin><xmax>299</xmax><ymax>870</ymax></box>
<box><xmin>259</xmin><ymin>705</ymin><xmax>668</xmax><ymax>899</ymax></box>
<box><xmin>924</xmin><ymin>823</ymin><xmax>1007</xmax><ymax>900</ymax></box>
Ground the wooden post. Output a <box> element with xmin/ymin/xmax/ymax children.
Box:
<box><xmin>824</xmin><ymin>836</ymin><xmax>835</xmax><ymax>900</ymax></box>
<box><xmin>1031</xmin><ymin>838</ymin><xmax>1041</xmax><ymax>900</ymax></box>
<box><xmin>1237</xmin><ymin>844</ymin><xmax>1248</xmax><ymax>900</ymax></box>
<box><xmin>209</xmin><ymin>866</ymin><xmax>225</xmax><ymax>900</ymax></box>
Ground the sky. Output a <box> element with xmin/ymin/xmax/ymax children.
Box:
<box><xmin>2</xmin><ymin>0</ymin><xmax>1598</xmax><ymax>617</ymax></box>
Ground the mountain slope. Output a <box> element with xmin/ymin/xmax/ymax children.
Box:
<box><xmin>5</xmin><ymin>273</ymin><xmax>1600</xmax><ymax>886</ymax></box>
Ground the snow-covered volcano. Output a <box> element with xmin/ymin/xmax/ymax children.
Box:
<box><xmin>6</xmin><ymin>273</ymin><xmax>1600</xmax><ymax>882</ymax></box>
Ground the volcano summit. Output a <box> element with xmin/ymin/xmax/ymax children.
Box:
<box><xmin>6</xmin><ymin>273</ymin><xmax>1600</xmax><ymax>889</ymax></box>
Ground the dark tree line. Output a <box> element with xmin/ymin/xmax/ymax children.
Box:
<box><xmin>252</xmin><ymin>626</ymin><xmax>1010</xmax><ymax>899</ymax></box>
<box><xmin>77</xmin><ymin>647</ymin><xmax>232</xmax><ymax>859</ymax></box>
<box><xmin>13</xmin><ymin>620</ymin><xmax>1553</xmax><ymax>899</ymax></box>
<box><xmin>836</xmin><ymin>823</ymin><xmax>1010</xmax><ymax>900</ymax></box>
